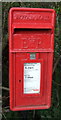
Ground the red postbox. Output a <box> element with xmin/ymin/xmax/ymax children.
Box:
<box><xmin>9</xmin><ymin>8</ymin><xmax>56</xmax><ymax>111</ymax></box>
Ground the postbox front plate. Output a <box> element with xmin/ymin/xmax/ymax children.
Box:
<box><xmin>9</xmin><ymin>8</ymin><xmax>56</xmax><ymax>111</ymax></box>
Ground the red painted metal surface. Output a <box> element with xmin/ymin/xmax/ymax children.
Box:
<box><xmin>9</xmin><ymin>8</ymin><xmax>56</xmax><ymax>111</ymax></box>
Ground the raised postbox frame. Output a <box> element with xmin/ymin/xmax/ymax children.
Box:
<box><xmin>9</xmin><ymin>8</ymin><xmax>56</xmax><ymax>111</ymax></box>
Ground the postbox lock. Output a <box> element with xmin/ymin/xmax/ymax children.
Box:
<box><xmin>30</xmin><ymin>53</ymin><xmax>36</xmax><ymax>59</ymax></box>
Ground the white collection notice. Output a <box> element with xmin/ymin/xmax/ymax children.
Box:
<box><xmin>24</xmin><ymin>63</ymin><xmax>41</xmax><ymax>94</ymax></box>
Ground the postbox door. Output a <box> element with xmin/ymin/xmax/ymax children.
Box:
<box><xmin>10</xmin><ymin>29</ymin><xmax>53</xmax><ymax>108</ymax></box>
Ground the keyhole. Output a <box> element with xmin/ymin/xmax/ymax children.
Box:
<box><xmin>19</xmin><ymin>80</ymin><xmax>21</xmax><ymax>82</ymax></box>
